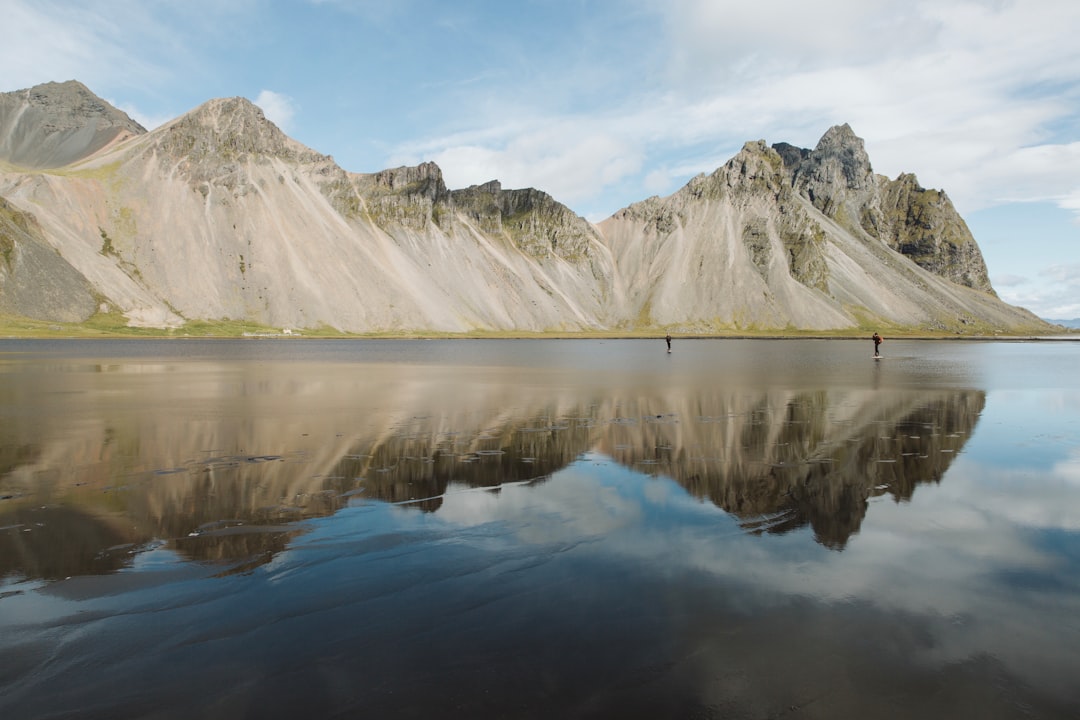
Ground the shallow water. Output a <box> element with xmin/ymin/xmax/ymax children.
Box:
<box><xmin>1</xmin><ymin>338</ymin><xmax>1079</xmax><ymax>719</ymax></box>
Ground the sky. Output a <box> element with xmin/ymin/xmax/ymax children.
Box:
<box><xmin>3</xmin><ymin>0</ymin><xmax>1078</xmax><ymax>320</ymax></box>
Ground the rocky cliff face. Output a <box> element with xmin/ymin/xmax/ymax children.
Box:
<box><xmin>875</xmin><ymin>173</ymin><xmax>993</xmax><ymax>292</ymax></box>
<box><xmin>450</xmin><ymin>180</ymin><xmax>601</xmax><ymax>260</ymax></box>
<box><xmin>0</xmin><ymin>81</ymin><xmax>1050</xmax><ymax>334</ymax></box>
<box><xmin>352</xmin><ymin>161</ymin><xmax>450</xmax><ymax>230</ymax></box>
<box><xmin>781</xmin><ymin>124</ymin><xmax>993</xmax><ymax>293</ymax></box>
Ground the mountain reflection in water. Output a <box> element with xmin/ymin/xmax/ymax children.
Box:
<box><xmin>349</xmin><ymin>388</ymin><xmax>982</xmax><ymax>549</ymax></box>
<box><xmin>0</xmin><ymin>344</ymin><xmax>982</xmax><ymax>579</ymax></box>
<box><xmin>3</xmin><ymin>338</ymin><xmax>1080</xmax><ymax>720</ymax></box>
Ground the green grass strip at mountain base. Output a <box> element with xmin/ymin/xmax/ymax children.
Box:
<box><xmin>0</xmin><ymin>313</ymin><xmax>1069</xmax><ymax>340</ymax></box>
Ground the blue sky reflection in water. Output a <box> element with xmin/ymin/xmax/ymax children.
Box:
<box><xmin>1</xmin><ymin>338</ymin><xmax>1079</xmax><ymax>719</ymax></box>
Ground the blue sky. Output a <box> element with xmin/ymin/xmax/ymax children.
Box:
<box><xmin>3</xmin><ymin>0</ymin><xmax>1078</xmax><ymax>319</ymax></box>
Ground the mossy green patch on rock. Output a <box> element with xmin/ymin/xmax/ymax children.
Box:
<box><xmin>98</xmin><ymin>227</ymin><xmax>117</xmax><ymax>256</ymax></box>
<box><xmin>0</xmin><ymin>198</ymin><xmax>30</xmax><ymax>269</ymax></box>
<box><xmin>784</xmin><ymin>226</ymin><xmax>829</xmax><ymax>292</ymax></box>
<box><xmin>742</xmin><ymin>218</ymin><xmax>772</xmax><ymax>277</ymax></box>
<box><xmin>608</xmin><ymin>195</ymin><xmax>682</xmax><ymax>235</ymax></box>
<box><xmin>354</xmin><ymin>162</ymin><xmax>448</xmax><ymax>231</ymax></box>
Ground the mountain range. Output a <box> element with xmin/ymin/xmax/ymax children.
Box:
<box><xmin>0</xmin><ymin>80</ymin><xmax>1050</xmax><ymax>334</ymax></box>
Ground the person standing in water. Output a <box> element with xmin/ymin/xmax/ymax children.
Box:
<box><xmin>665</xmin><ymin>334</ymin><xmax>672</xmax><ymax>352</ymax></box>
<box><xmin>872</xmin><ymin>332</ymin><xmax>883</xmax><ymax>357</ymax></box>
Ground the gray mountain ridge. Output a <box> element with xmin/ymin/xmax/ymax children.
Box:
<box><xmin>0</xmin><ymin>80</ymin><xmax>145</xmax><ymax>170</ymax></box>
<box><xmin>0</xmin><ymin>80</ymin><xmax>1050</xmax><ymax>333</ymax></box>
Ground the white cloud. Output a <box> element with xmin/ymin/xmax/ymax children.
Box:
<box><xmin>661</xmin><ymin>0</ymin><xmax>941</xmax><ymax>85</ymax></box>
<box><xmin>417</xmin><ymin>446</ymin><xmax>1080</xmax><ymax>694</ymax></box>
<box><xmin>442</xmin><ymin>135</ymin><xmax>636</xmax><ymax>206</ymax></box>
<box><xmin>436</xmin><ymin>471</ymin><xmax>644</xmax><ymax>545</ymax></box>
<box><xmin>0</xmin><ymin>1</ymin><xmax>180</xmax><ymax>95</ymax></box>
<box><xmin>380</xmin><ymin>1</ymin><xmax>1080</xmax><ymax>227</ymax></box>
<box><xmin>254</xmin><ymin>90</ymin><xmax>299</xmax><ymax>133</ymax></box>
<box><xmin>1040</xmin><ymin>264</ymin><xmax>1080</xmax><ymax>285</ymax></box>
<box><xmin>651</xmin><ymin>1</ymin><xmax>1080</xmax><ymax>216</ymax></box>
<box><xmin>997</xmin><ymin>285</ymin><xmax>1080</xmax><ymax>320</ymax></box>
<box><xmin>942</xmin><ymin>458</ymin><xmax>1080</xmax><ymax>531</ymax></box>
<box><xmin>392</xmin><ymin>115</ymin><xmax>645</xmax><ymax>207</ymax></box>
<box><xmin>1061</xmin><ymin>193</ymin><xmax>1080</xmax><ymax>218</ymax></box>
<box><xmin>642</xmin><ymin>168</ymin><xmax>680</xmax><ymax>197</ymax></box>
<box><xmin>992</xmin><ymin>274</ymin><xmax>1028</xmax><ymax>288</ymax></box>
<box><xmin>108</xmin><ymin>100</ymin><xmax>172</xmax><ymax>132</ymax></box>
<box><xmin>1011</xmin><ymin>264</ymin><xmax>1080</xmax><ymax>317</ymax></box>
<box><xmin>950</xmin><ymin>142</ymin><xmax>1080</xmax><ymax>210</ymax></box>
<box><xmin>1055</xmin><ymin>450</ymin><xmax>1080</xmax><ymax>486</ymax></box>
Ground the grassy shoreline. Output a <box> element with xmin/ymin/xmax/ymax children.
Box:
<box><xmin>0</xmin><ymin>315</ymin><xmax>1073</xmax><ymax>341</ymax></box>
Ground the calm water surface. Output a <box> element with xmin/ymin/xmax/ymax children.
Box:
<box><xmin>1</xmin><ymin>338</ymin><xmax>1079</xmax><ymax>719</ymax></box>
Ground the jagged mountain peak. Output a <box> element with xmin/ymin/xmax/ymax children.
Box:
<box><xmin>152</xmin><ymin>96</ymin><xmax>320</xmax><ymax>164</ymax></box>
<box><xmin>893</xmin><ymin>171</ymin><xmax>928</xmax><ymax>194</ymax></box>
<box><xmin>16</xmin><ymin>80</ymin><xmax>145</xmax><ymax>135</ymax></box>
<box><xmin>724</xmin><ymin>139</ymin><xmax>787</xmax><ymax>189</ymax></box>
<box><xmin>795</xmin><ymin>123</ymin><xmax>875</xmax><ymax>197</ymax></box>
<box><xmin>771</xmin><ymin>141</ymin><xmax>810</xmax><ymax>169</ymax></box>
<box><xmin>817</xmin><ymin>122</ymin><xmax>861</xmax><ymax>149</ymax></box>
<box><xmin>139</xmin><ymin>96</ymin><xmax>331</xmax><ymax>193</ymax></box>
<box><xmin>182</xmin><ymin>96</ymin><xmax>275</xmax><ymax>131</ymax></box>
<box><xmin>765</xmin><ymin>127</ymin><xmax>993</xmax><ymax>294</ymax></box>
<box><xmin>0</xmin><ymin>80</ymin><xmax>146</xmax><ymax>168</ymax></box>
<box><xmin>664</xmin><ymin>139</ymin><xmax>789</xmax><ymax>206</ymax></box>
<box><xmin>614</xmin><ymin>138</ymin><xmax>794</xmax><ymax>229</ymax></box>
